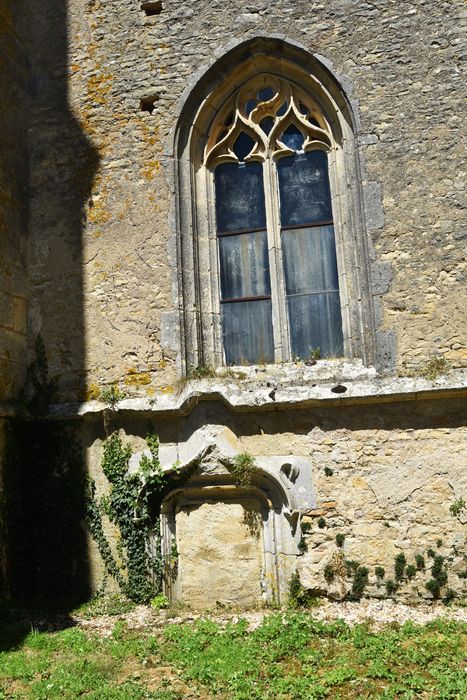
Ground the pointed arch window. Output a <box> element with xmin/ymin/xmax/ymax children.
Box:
<box><xmin>205</xmin><ymin>76</ymin><xmax>343</xmax><ymax>365</ymax></box>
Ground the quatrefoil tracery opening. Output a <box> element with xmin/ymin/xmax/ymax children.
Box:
<box><xmin>205</xmin><ymin>76</ymin><xmax>332</xmax><ymax>167</ymax></box>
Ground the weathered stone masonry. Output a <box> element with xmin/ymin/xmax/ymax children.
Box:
<box><xmin>0</xmin><ymin>0</ymin><xmax>466</xmax><ymax>605</ymax></box>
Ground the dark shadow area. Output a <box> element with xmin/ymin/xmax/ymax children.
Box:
<box><xmin>1</xmin><ymin>0</ymin><xmax>99</xmax><ymax>648</ymax></box>
<box><xmin>0</xmin><ymin>602</ymin><xmax>77</xmax><ymax>652</ymax></box>
<box><xmin>84</xmin><ymin>394</ymin><xmax>467</xmax><ymax>446</ymax></box>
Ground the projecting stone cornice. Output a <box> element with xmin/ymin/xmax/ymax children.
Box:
<box><xmin>2</xmin><ymin>365</ymin><xmax>465</xmax><ymax>420</ymax></box>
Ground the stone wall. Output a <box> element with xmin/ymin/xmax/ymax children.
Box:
<box><xmin>0</xmin><ymin>0</ymin><xmax>465</xmax><ymax>606</ymax></box>
<box><xmin>0</xmin><ymin>2</ymin><xmax>29</xmax><ymax>402</ymax></box>
<box><xmin>22</xmin><ymin>0</ymin><xmax>465</xmax><ymax>401</ymax></box>
<box><xmin>83</xmin><ymin>394</ymin><xmax>466</xmax><ymax>604</ymax></box>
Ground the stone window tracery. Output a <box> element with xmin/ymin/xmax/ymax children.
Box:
<box><xmin>205</xmin><ymin>76</ymin><xmax>343</xmax><ymax>365</ymax></box>
<box><xmin>176</xmin><ymin>41</ymin><xmax>379</xmax><ymax>373</ymax></box>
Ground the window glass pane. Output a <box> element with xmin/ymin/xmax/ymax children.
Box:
<box><xmin>257</xmin><ymin>87</ymin><xmax>275</xmax><ymax>102</ymax></box>
<box><xmin>215</xmin><ymin>162</ymin><xmax>266</xmax><ymax>232</ymax></box>
<box><xmin>233</xmin><ymin>132</ymin><xmax>255</xmax><ymax>161</ymax></box>
<box><xmin>280</xmin><ymin>124</ymin><xmax>304</xmax><ymax>151</ymax></box>
<box><xmin>277</xmin><ymin>150</ymin><xmax>332</xmax><ymax>226</ymax></box>
<box><xmin>219</xmin><ymin>231</ymin><xmax>270</xmax><ymax>299</ymax></box>
<box><xmin>260</xmin><ymin>117</ymin><xmax>274</xmax><ymax>135</ymax></box>
<box><xmin>287</xmin><ymin>292</ymin><xmax>343</xmax><ymax>359</ymax></box>
<box><xmin>282</xmin><ymin>225</ymin><xmax>339</xmax><ymax>295</ymax></box>
<box><xmin>222</xmin><ymin>300</ymin><xmax>274</xmax><ymax>365</ymax></box>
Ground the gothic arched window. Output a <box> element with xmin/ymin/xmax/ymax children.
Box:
<box><xmin>205</xmin><ymin>77</ymin><xmax>343</xmax><ymax>365</ymax></box>
<box><xmin>176</xmin><ymin>41</ymin><xmax>377</xmax><ymax>373</ymax></box>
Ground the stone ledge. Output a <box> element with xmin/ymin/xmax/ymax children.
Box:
<box><xmin>1</xmin><ymin>367</ymin><xmax>464</xmax><ymax>420</ymax></box>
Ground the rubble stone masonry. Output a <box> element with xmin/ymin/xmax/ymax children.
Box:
<box><xmin>0</xmin><ymin>0</ymin><xmax>465</xmax><ymax>604</ymax></box>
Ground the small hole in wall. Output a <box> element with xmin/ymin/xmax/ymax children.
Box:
<box><xmin>331</xmin><ymin>384</ymin><xmax>347</xmax><ymax>394</ymax></box>
<box><xmin>140</xmin><ymin>94</ymin><xmax>159</xmax><ymax>114</ymax></box>
<box><xmin>141</xmin><ymin>1</ymin><xmax>163</xmax><ymax>15</ymax></box>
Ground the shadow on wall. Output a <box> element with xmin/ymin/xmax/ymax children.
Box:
<box><xmin>1</xmin><ymin>0</ymin><xmax>99</xmax><ymax>646</ymax></box>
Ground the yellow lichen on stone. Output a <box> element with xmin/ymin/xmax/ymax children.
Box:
<box><xmin>124</xmin><ymin>371</ymin><xmax>152</xmax><ymax>386</ymax></box>
<box><xmin>141</xmin><ymin>159</ymin><xmax>160</xmax><ymax>181</ymax></box>
<box><xmin>160</xmin><ymin>385</ymin><xmax>175</xmax><ymax>394</ymax></box>
<box><xmin>85</xmin><ymin>382</ymin><xmax>101</xmax><ymax>400</ymax></box>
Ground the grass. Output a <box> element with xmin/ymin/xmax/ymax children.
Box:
<box><xmin>0</xmin><ymin>612</ymin><xmax>466</xmax><ymax>699</ymax></box>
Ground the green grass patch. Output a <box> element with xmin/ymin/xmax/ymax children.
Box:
<box><xmin>0</xmin><ymin>613</ymin><xmax>465</xmax><ymax>699</ymax></box>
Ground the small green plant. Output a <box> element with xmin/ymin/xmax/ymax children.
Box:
<box><xmin>229</xmin><ymin>452</ymin><xmax>257</xmax><ymax>487</ymax></box>
<box><xmin>100</xmin><ymin>383</ymin><xmax>127</xmax><ymax>406</ymax></box>
<box><xmin>443</xmin><ymin>588</ymin><xmax>456</xmax><ymax>605</ymax></box>
<box><xmin>394</xmin><ymin>553</ymin><xmax>407</xmax><ymax>581</ymax></box>
<box><xmin>405</xmin><ymin>564</ymin><xmax>417</xmax><ymax>580</ymax></box>
<box><xmin>309</xmin><ymin>347</ymin><xmax>321</xmax><ymax>361</ymax></box>
<box><xmin>220</xmin><ymin>368</ymin><xmax>247</xmax><ymax>380</ymax></box>
<box><xmin>347</xmin><ymin>566</ymin><xmax>369</xmax><ymax>601</ymax></box>
<box><xmin>415</xmin><ymin>554</ymin><xmax>425</xmax><ymax>570</ymax></box>
<box><xmin>323</xmin><ymin>563</ymin><xmax>335</xmax><ymax>582</ymax></box>
<box><xmin>345</xmin><ymin>560</ymin><xmax>359</xmax><ymax>575</ymax></box>
<box><xmin>426</xmin><ymin>579</ymin><xmax>441</xmax><ymax>598</ymax></box>
<box><xmin>375</xmin><ymin>566</ymin><xmax>385</xmax><ymax>579</ymax></box>
<box><xmin>324</xmin><ymin>466</ymin><xmax>334</xmax><ymax>477</ymax></box>
<box><xmin>188</xmin><ymin>365</ymin><xmax>217</xmax><ymax>379</ymax></box>
<box><xmin>421</xmin><ymin>356</ymin><xmax>449</xmax><ymax>381</ymax></box>
<box><xmin>151</xmin><ymin>593</ymin><xmax>169</xmax><ymax>609</ymax></box>
<box><xmin>427</xmin><ymin>548</ymin><xmax>436</xmax><ymax>559</ymax></box>
<box><xmin>426</xmin><ymin>555</ymin><xmax>448</xmax><ymax>599</ymax></box>
<box><xmin>436</xmin><ymin>538</ymin><xmax>443</xmax><ymax>548</ymax></box>
<box><xmin>288</xmin><ymin>572</ymin><xmax>317</xmax><ymax>608</ymax></box>
<box><xmin>432</xmin><ymin>555</ymin><xmax>448</xmax><ymax>583</ymax></box>
<box><xmin>170</xmin><ymin>539</ymin><xmax>179</xmax><ymax>560</ymax></box>
<box><xmin>298</xmin><ymin>523</ymin><xmax>311</xmax><ymax>554</ymax></box>
<box><xmin>317</xmin><ymin>516</ymin><xmax>326</xmax><ymax>529</ymax></box>
<box><xmin>449</xmin><ymin>497</ymin><xmax>465</xmax><ymax>517</ymax></box>
<box><xmin>385</xmin><ymin>579</ymin><xmax>398</xmax><ymax>596</ymax></box>
<box><xmin>335</xmin><ymin>533</ymin><xmax>345</xmax><ymax>547</ymax></box>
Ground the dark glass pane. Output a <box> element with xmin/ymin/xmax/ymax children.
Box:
<box><xmin>260</xmin><ymin>117</ymin><xmax>274</xmax><ymax>135</ymax></box>
<box><xmin>277</xmin><ymin>150</ymin><xmax>332</xmax><ymax>226</ymax></box>
<box><xmin>282</xmin><ymin>225</ymin><xmax>339</xmax><ymax>295</ymax></box>
<box><xmin>224</xmin><ymin>111</ymin><xmax>234</xmax><ymax>126</ymax></box>
<box><xmin>298</xmin><ymin>101</ymin><xmax>308</xmax><ymax>115</ymax></box>
<box><xmin>222</xmin><ymin>300</ymin><xmax>274</xmax><ymax>365</ymax></box>
<box><xmin>245</xmin><ymin>98</ymin><xmax>256</xmax><ymax>115</ymax></box>
<box><xmin>233</xmin><ymin>132</ymin><xmax>255</xmax><ymax>161</ymax></box>
<box><xmin>215</xmin><ymin>162</ymin><xmax>266</xmax><ymax>232</ymax></box>
<box><xmin>308</xmin><ymin>116</ymin><xmax>320</xmax><ymax>127</ymax></box>
<box><xmin>280</xmin><ymin>124</ymin><xmax>304</xmax><ymax>151</ymax></box>
<box><xmin>258</xmin><ymin>87</ymin><xmax>275</xmax><ymax>102</ymax></box>
<box><xmin>287</xmin><ymin>292</ymin><xmax>343</xmax><ymax>359</ymax></box>
<box><xmin>219</xmin><ymin>231</ymin><xmax>270</xmax><ymax>299</ymax></box>
<box><xmin>276</xmin><ymin>100</ymin><xmax>288</xmax><ymax>116</ymax></box>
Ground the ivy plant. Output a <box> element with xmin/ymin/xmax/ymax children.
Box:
<box><xmin>86</xmin><ymin>432</ymin><xmax>169</xmax><ymax>603</ymax></box>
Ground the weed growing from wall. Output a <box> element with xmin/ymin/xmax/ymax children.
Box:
<box><xmin>449</xmin><ymin>497</ymin><xmax>465</xmax><ymax>517</ymax></box>
<box><xmin>228</xmin><ymin>452</ymin><xmax>257</xmax><ymax>487</ymax></box>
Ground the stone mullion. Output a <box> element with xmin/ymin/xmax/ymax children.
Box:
<box><xmin>263</xmin><ymin>156</ymin><xmax>290</xmax><ymax>363</ymax></box>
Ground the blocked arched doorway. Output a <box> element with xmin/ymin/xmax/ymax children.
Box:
<box><xmin>160</xmin><ymin>461</ymin><xmax>295</xmax><ymax>609</ymax></box>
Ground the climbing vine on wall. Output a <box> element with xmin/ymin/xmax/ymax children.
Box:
<box><xmin>86</xmin><ymin>432</ymin><xmax>169</xmax><ymax>604</ymax></box>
